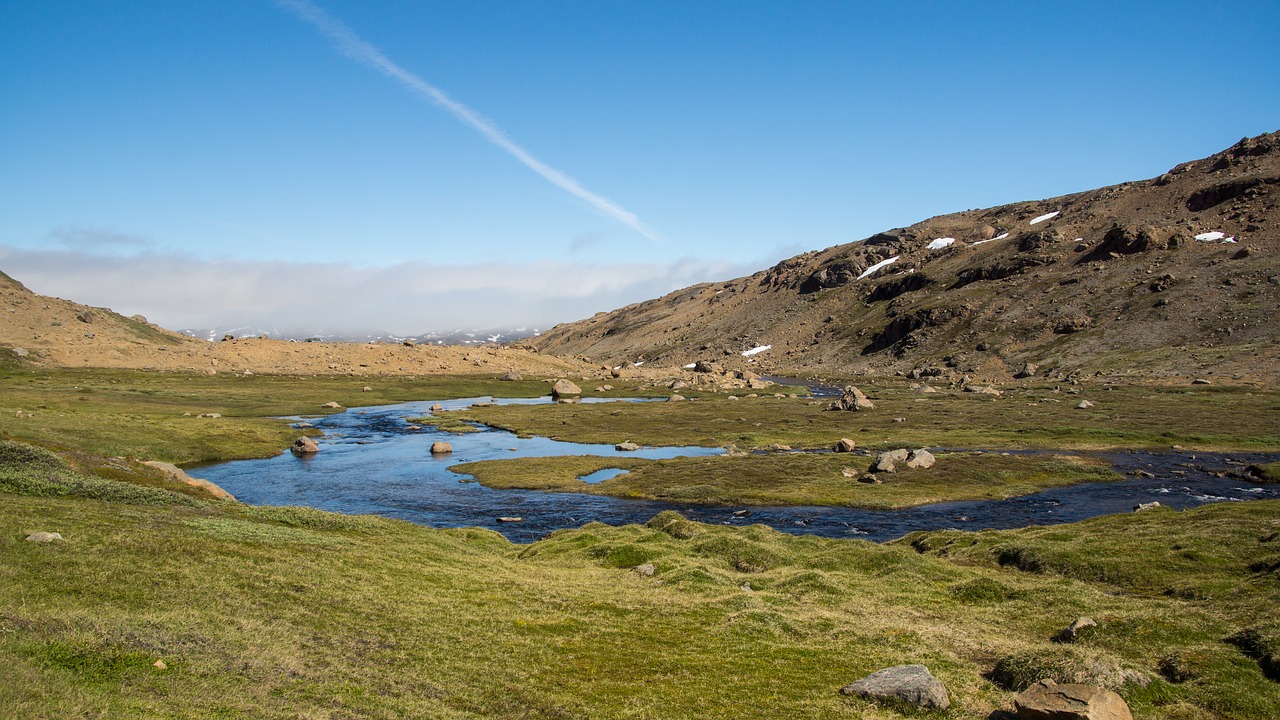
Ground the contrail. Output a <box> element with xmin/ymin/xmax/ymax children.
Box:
<box><xmin>273</xmin><ymin>0</ymin><xmax>660</xmax><ymax>242</ymax></box>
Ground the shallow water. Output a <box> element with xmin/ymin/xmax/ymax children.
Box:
<box><xmin>190</xmin><ymin>395</ymin><xmax>1280</xmax><ymax>543</ymax></box>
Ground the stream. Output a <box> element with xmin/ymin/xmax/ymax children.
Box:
<box><xmin>189</xmin><ymin>396</ymin><xmax>1280</xmax><ymax>543</ymax></box>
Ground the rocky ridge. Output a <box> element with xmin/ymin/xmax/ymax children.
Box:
<box><xmin>528</xmin><ymin>132</ymin><xmax>1280</xmax><ymax>383</ymax></box>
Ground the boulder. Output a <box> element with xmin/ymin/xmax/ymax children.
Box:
<box><xmin>669</xmin><ymin>394</ymin><xmax>686</xmax><ymax>402</ymax></box>
<box><xmin>500</xmin><ymin>371</ymin><xmax>523</xmax><ymax>381</ymax></box>
<box><xmin>1013</xmin><ymin>679</ymin><xmax>1132</xmax><ymax>720</ymax></box>
<box><xmin>551</xmin><ymin>379</ymin><xmax>582</xmax><ymax>398</ymax></box>
<box><xmin>1015</xmin><ymin>362</ymin><xmax>1040</xmax><ymax>379</ymax></box>
<box><xmin>963</xmin><ymin>384</ymin><xmax>1002</xmax><ymax>396</ymax></box>
<box><xmin>25</xmin><ymin>531</ymin><xmax>63</xmax><ymax>543</ymax></box>
<box><xmin>291</xmin><ymin>437</ymin><xmax>319</xmax><ymax>455</ymax></box>
<box><xmin>1133</xmin><ymin>501</ymin><xmax>1163</xmax><ymax>512</ymax></box>
<box><xmin>693</xmin><ymin>360</ymin><xmax>723</xmax><ymax>374</ymax></box>
<box><xmin>321</xmin><ymin>401</ymin><xmax>342</xmax><ymax>408</ymax></box>
<box><xmin>633</xmin><ymin>563</ymin><xmax>656</xmax><ymax>577</ymax></box>
<box><xmin>616</xmin><ymin>441</ymin><xmax>641</xmax><ymax>451</ymax></box>
<box><xmin>839</xmin><ymin>664</ymin><xmax>950</xmax><ymax>710</ymax></box>
<box><xmin>834</xmin><ymin>438</ymin><xmax>857</xmax><ymax>453</ymax></box>
<box><xmin>430</xmin><ymin>441</ymin><xmax>453</xmax><ymax>455</ymax></box>
<box><xmin>431</xmin><ymin>403</ymin><xmax>444</xmax><ymax>412</ymax></box>
<box><xmin>828</xmin><ymin>386</ymin><xmax>875</xmax><ymax>411</ymax></box>
<box><xmin>1076</xmin><ymin>400</ymin><xmax>1095</xmax><ymax>409</ymax></box>
<box><xmin>906</xmin><ymin>449</ymin><xmax>936</xmax><ymax>469</ymax></box>
<box><xmin>1057</xmin><ymin>617</ymin><xmax>1097</xmax><ymax>643</ymax></box>
<box><xmin>873</xmin><ymin>449</ymin><xmax>910</xmax><ymax>473</ymax></box>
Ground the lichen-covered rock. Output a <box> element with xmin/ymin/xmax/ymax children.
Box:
<box><xmin>1013</xmin><ymin>679</ymin><xmax>1132</xmax><ymax>720</ymax></box>
<box><xmin>839</xmin><ymin>664</ymin><xmax>950</xmax><ymax>710</ymax></box>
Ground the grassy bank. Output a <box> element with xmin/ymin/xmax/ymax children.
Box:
<box><xmin>450</xmin><ymin>382</ymin><xmax>1280</xmax><ymax>452</ymax></box>
<box><xmin>3</xmin><ymin>442</ymin><xmax>1278</xmax><ymax>718</ymax></box>
<box><xmin>0</xmin><ymin>367</ymin><xmax>554</xmax><ymax>464</ymax></box>
<box><xmin>452</xmin><ymin>451</ymin><xmax>1121</xmax><ymax>509</ymax></box>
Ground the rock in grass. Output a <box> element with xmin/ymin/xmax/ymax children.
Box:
<box><xmin>1057</xmin><ymin>617</ymin><xmax>1097</xmax><ymax>643</ymax></box>
<box><xmin>873</xmin><ymin>449</ymin><xmax>910</xmax><ymax>473</ymax></box>
<box><xmin>321</xmin><ymin>401</ymin><xmax>341</xmax><ymax>408</ymax></box>
<box><xmin>1013</xmin><ymin>679</ymin><xmax>1132</xmax><ymax>720</ymax></box>
<box><xmin>633</xmin><ymin>563</ymin><xmax>655</xmax><ymax>577</ymax></box>
<box><xmin>834</xmin><ymin>438</ymin><xmax>857</xmax><ymax>453</ymax></box>
<box><xmin>616</xmin><ymin>441</ymin><xmax>641</xmax><ymax>451</ymax></box>
<box><xmin>964</xmin><ymin>384</ymin><xmax>1003</xmax><ymax>396</ymax></box>
<box><xmin>430</xmin><ymin>441</ymin><xmax>453</xmax><ymax>455</ymax></box>
<box><xmin>551</xmin><ymin>379</ymin><xmax>582</xmax><ymax>398</ymax></box>
<box><xmin>906</xmin><ymin>449</ymin><xmax>936</xmax><ymax>469</ymax></box>
<box><xmin>668</xmin><ymin>394</ymin><xmax>686</xmax><ymax>402</ymax></box>
<box><xmin>291</xmin><ymin>437</ymin><xmax>319</xmax><ymax>455</ymax></box>
<box><xmin>1076</xmin><ymin>400</ymin><xmax>1095</xmax><ymax>409</ymax></box>
<box><xmin>839</xmin><ymin>664</ymin><xmax>950</xmax><ymax>710</ymax></box>
<box><xmin>25</xmin><ymin>531</ymin><xmax>63</xmax><ymax>543</ymax></box>
<box><xmin>828</xmin><ymin>386</ymin><xmax>875</xmax><ymax>411</ymax></box>
<box><xmin>841</xmin><ymin>467</ymin><xmax>860</xmax><ymax>479</ymax></box>
<box><xmin>1133</xmin><ymin>501</ymin><xmax>1163</xmax><ymax>512</ymax></box>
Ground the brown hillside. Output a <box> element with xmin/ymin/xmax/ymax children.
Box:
<box><xmin>528</xmin><ymin>132</ymin><xmax>1280</xmax><ymax>384</ymax></box>
<box><xmin>0</xmin><ymin>271</ymin><xmax>594</xmax><ymax>378</ymax></box>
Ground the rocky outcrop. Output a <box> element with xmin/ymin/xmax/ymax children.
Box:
<box><xmin>839</xmin><ymin>664</ymin><xmax>950</xmax><ymax>710</ymax></box>
<box><xmin>1012</xmin><ymin>679</ymin><xmax>1132</xmax><ymax>720</ymax></box>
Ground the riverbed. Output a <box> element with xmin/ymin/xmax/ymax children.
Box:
<box><xmin>189</xmin><ymin>396</ymin><xmax>1280</xmax><ymax>543</ymax></box>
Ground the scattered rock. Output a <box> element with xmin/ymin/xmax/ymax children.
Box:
<box><xmin>551</xmin><ymin>379</ymin><xmax>582</xmax><ymax>398</ymax></box>
<box><xmin>841</xmin><ymin>467</ymin><xmax>860</xmax><ymax>479</ymax></box>
<box><xmin>500</xmin><ymin>371</ymin><xmax>523</xmax><ymax>381</ymax></box>
<box><xmin>858</xmin><ymin>474</ymin><xmax>882</xmax><ymax>484</ymax></box>
<box><xmin>873</xmin><ymin>449</ymin><xmax>910</xmax><ymax>473</ymax></box>
<box><xmin>291</xmin><ymin>437</ymin><xmax>319</xmax><ymax>455</ymax></box>
<box><xmin>834</xmin><ymin>438</ymin><xmax>857</xmax><ymax>453</ymax></box>
<box><xmin>153</xmin><ymin>660</ymin><xmax>167</xmax><ymax>670</ymax></box>
<box><xmin>839</xmin><ymin>664</ymin><xmax>950</xmax><ymax>710</ymax></box>
<box><xmin>1192</xmin><ymin>378</ymin><xmax>1212</xmax><ymax>385</ymax></box>
<box><xmin>1013</xmin><ymin>679</ymin><xmax>1132</xmax><ymax>720</ymax></box>
<box><xmin>633</xmin><ymin>563</ymin><xmax>655</xmax><ymax>577</ymax></box>
<box><xmin>1075</xmin><ymin>400</ymin><xmax>1094</xmax><ymax>409</ymax></box>
<box><xmin>616</xmin><ymin>441</ymin><xmax>641</xmax><ymax>451</ymax></box>
<box><xmin>1057</xmin><ymin>617</ymin><xmax>1097</xmax><ymax>643</ymax></box>
<box><xmin>196</xmin><ymin>413</ymin><xmax>221</xmax><ymax>419</ymax></box>
<box><xmin>1015</xmin><ymin>362</ymin><xmax>1040</xmax><ymax>379</ymax></box>
<box><xmin>76</xmin><ymin>310</ymin><xmax>93</xmax><ymax>323</ymax></box>
<box><xmin>906</xmin><ymin>449</ymin><xmax>936</xmax><ymax>469</ymax></box>
<box><xmin>430</xmin><ymin>441</ymin><xmax>453</xmax><ymax>455</ymax></box>
<box><xmin>25</xmin><ymin>531</ymin><xmax>63</xmax><ymax>543</ymax></box>
<box><xmin>669</xmin><ymin>394</ymin><xmax>686</xmax><ymax>401</ymax></box>
<box><xmin>321</xmin><ymin>401</ymin><xmax>341</xmax><ymax>409</ymax></box>
<box><xmin>693</xmin><ymin>360</ymin><xmax>723</xmax><ymax>374</ymax></box>
<box><xmin>828</xmin><ymin>386</ymin><xmax>875</xmax><ymax>411</ymax></box>
<box><xmin>1133</xmin><ymin>501</ymin><xmax>1163</xmax><ymax>512</ymax></box>
<box><xmin>964</xmin><ymin>384</ymin><xmax>1003</xmax><ymax>396</ymax></box>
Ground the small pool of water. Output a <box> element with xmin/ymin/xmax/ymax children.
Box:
<box><xmin>189</xmin><ymin>395</ymin><xmax>1280</xmax><ymax>543</ymax></box>
<box><xmin>578</xmin><ymin>468</ymin><xmax>631</xmax><ymax>484</ymax></box>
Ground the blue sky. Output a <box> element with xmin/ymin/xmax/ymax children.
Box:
<box><xmin>2</xmin><ymin>0</ymin><xmax>1277</xmax><ymax>333</ymax></box>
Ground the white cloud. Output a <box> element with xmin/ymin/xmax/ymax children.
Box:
<box><xmin>0</xmin><ymin>245</ymin><xmax>753</xmax><ymax>335</ymax></box>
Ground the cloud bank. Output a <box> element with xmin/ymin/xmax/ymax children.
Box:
<box><xmin>0</xmin><ymin>245</ymin><xmax>752</xmax><ymax>336</ymax></box>
<box><xmin>274</xmin><ymin>0</ymin><xmax>659</xmax><ymax>242</ymax></box>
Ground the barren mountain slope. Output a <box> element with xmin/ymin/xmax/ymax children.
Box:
<box><xmin>529</xmin><ymin>132</ymin><xmax>1280</xmax><ymax>383</ymax></box>
<box><xmin>0</xmin><ymin>271</ymin><xmax>593</xmax><ymax>378</ymax></box>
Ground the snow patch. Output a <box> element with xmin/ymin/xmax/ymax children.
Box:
<box><xmin>971</xmin><ymin>231</ymin><xmax>1009</xmax><ymax>247</ymax></box>
<box><xmin>741</xmin><ymin>345</ymin><xmax>771</xmax><ymax>357</ymax></box>
<box><xmin>1195</xmin><ymin>230</ymin><xmax>1237</xmax><ymax>243</ymax></box>
<box><xmin>633</xmin><ymin>361</ymin><xmax>644</xmax><ymax>367</ymax></box>
<box><xmin>926</xmin><ymin>237</ymin><xmax>956</xmax><ymax>250</ymax></box>
<box><xmin>857</xmin><ymin>256</ymin><xmax>899</xmax><ymax>280</ymax></box>
<box><xmin>1029</xmin><ymin>211</ymin><xmax>1060</xmax><ymax>225</ymax></box>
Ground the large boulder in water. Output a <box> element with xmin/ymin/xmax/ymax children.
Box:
<box><xmin>430</xmin><ymin>441</ymin><xmax>453</xmax><ymax>455</ymax></box>
<box><xmin>291</xmin><ymin>437</ymin><xmax>319</xmax><ymax>455</ymax></box>
<box><xmin>839</xmin><ymin>664</ymin><xmax>950</xmax><ymax>710</ymax></box>
<box><xmin>551</xmin><ymin>379</ymin><xmax>582</xmax><ymax>399</ymax></box>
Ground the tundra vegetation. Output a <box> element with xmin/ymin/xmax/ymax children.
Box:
<box><xmin>2</xmin><ymin>366</ymin><xmax>1279</xmax><ymax>718</ymax></box>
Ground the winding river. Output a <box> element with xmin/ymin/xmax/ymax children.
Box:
<box><xmin>189</xmin><ymin>396</ymin><xmax>1280</xmax><ymax>543</ymax></box>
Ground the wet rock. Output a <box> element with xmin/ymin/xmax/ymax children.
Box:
<box><xmin>839</xmin><ymin>664</ymin><xmax>950</xmax><ymax>710</ymax></box>
<box><xmin>430</xmin><ymin>441</ymin><xmax>453</xmax><ymax>455</ymax></box>
<box><xmin>551</xmin><ymin>379</ymin><xmax>582</xmax><ymax>398</ymax></box>
<box><xmin>834</xmin><ymin>438</ymin><xmax>857</xmax><ymax>453</ymax></box>
<box><xmin>615</xmin><ymin>441</ymin><xmax>641</xmax><ymax>451</ymax></box>
<box><xmin>291</xmin><ymin>437</ymin><xmax>319</xmax><ymax>455</ymax></box>
<box><xmin>25</xmin><ymin>531</ymin><xmax>63</xmax><ymax>543</ymax></box>
<box><xmin>1057</xmin><ymin>617</ymin><xmax>1097</xmax><ymax>643</ymax></box>
<box><xmin>1013</xmin><ymin>679</ymin><xmax>1132</xmax><ymax>720</ymax></box>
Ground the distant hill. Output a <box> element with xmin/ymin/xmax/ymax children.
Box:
<box><xmin>528</xmin><ymin>132</ymin><xmax>1280</xmax><ymax>383</ymax></box>
<box><xmin>179</xmin><ymin>326</ymin><xmax>540</xmax><ymax>346</ymax></box>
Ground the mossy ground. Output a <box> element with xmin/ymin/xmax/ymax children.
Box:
<box><xmin>452</xmin><ymin>452</ymin><xmax>1120</xmax><ymax>509</ymax></box>
<box><xmin>3</xmin><ymin>447</ymin><xmax>1278</xmax><ymax>718</ymax></box>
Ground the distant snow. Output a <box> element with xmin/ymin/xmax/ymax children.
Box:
<box><xmin>926</xmin><ymin>237</ymin><xmax>956</xmax><ymax>250</ymax></box>
<box><xmin>857</xmin><ymin>256</ymin><xmax>899</xmax><ymax>280</ymax></box>
<box><xmin>1029</xmin><ymin>211</ymin><xmax>1060</xmax><ymax>225</ymax></box>
<box><xmin>741</xmin><ymin>345</ymin><xmax>771</xmax><ymax>357</ymax></box>
<box><xmin>1195</xmin><ymin>231</ymin><xmax>1237</xmax><ymax>243</ymax></box>
<box><xmin>634</xmin><ymin>361</ymin><xmax>645</xmax><ymax>366</ymax></box>
<box><xmin>971</xmin><ymin>231</ymin><xmax>1009</xmax><ymax>247</ymax></box>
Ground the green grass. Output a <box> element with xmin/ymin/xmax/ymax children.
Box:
<box><xmin>450</xmin><ymin>382</ymin><xmax>1280</xmax><ymax>452</ymax></box>
<box><xmin>3</xmin><ymin>467</ymin><xmax>1278</xmax><ymax>718</ymax></box>
<box><xmin>453</xmin><ymin>451</ymin><xmax>1120</xmax><ymax>509</ymax></box>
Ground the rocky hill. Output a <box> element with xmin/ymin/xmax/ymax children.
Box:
<box><xmin>0</xmin><ymin>271</ymin><xmax>592</xmax><ymax>378</ymax></box>
<box><xmin>528</xmin><ymin>132</ymin><xmax>1280</xmax><ymax>383</ymax></box>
